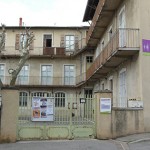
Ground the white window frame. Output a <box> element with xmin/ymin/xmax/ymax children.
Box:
<box><xmin>18</xmin><ymin>65</ymin><xmax>29</xmax><ymax>85</ymax></box>
<box><xmin>40</xmin><ymin>64</ymin><xmax>53</xmax><ymax>85</ymax></box>
<box><xmin>65</xmin><ymin>35</ymin><xmax>75</xmax><ymax>51</ymax></box>
<box><xmin>63</xmin><ymin>64</ymin><xmax>75</xmax><ymax>85</ymax></box>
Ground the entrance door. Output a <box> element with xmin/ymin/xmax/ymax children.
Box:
<box><xmin>119</xmin><ymin>7</ymin><xmax>126</xmax><ymax>47</ymax></box>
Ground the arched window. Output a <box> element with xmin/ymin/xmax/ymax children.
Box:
<box><xmin>19</xmin><ymin>92</ymin><xmax>28</xmax><ymax>107</ymax></box>
<box><xmin>55</xmin><ymin>92</ymin><xmax>65</xmax><ymax>107</ymax></box>
<box><xmin>31</xmin><ymin>92</ymin><xmax>52</xmax><ymax>98</ymax></box>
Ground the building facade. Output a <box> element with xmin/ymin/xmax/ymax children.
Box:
<box><xmin>1</xmin><ymin>0</ymin><xmax>150</xmax><ymax>141</ymax></box>
<box><xmin>83</xmin><ymin>0</ymin><xmax>150</xmax><ymax>133</ymax></box>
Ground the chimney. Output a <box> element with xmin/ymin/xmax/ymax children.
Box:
<box><xmin>19</xmin><ymin>17</ymin><xmax>22</xmax><ymax>26</ymax></box>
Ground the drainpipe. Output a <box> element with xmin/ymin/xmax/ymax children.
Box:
<box><xmin>77</xmin><ymin>28</ymin><xmax>83</xmax><ymax>79</ymax></box>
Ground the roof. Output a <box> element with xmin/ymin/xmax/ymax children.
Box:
<box><xmin>0</xmin><ymin>26</ymin><xmax>89</xmax><ymax>30</ymax></box>
<box><xmin>83</xmin><ymin>0</ymin><xmax>99</xmax><ymax>22</ymax></box>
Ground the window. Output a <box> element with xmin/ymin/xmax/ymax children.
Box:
<box><xmin>20</xmin><ymin>34</ymin><xmax>27</xmax><ymax>49</ymax></box>
<box><xmin>101</xmin><ymin>40</ymin><xmax>105</xmax><ymax>50</ymax></box>
<box><xmin>15</xmin><ymin>34</ymin><xmax>34</xmax><ymax>50</ymax></box>
<box><xmin>18</xmin><ymin>65</ymin><xmax>29</xmax><ymax>85</ymax></box>
<box><xmin>41</xmin><ymin>65</ymin><xmax>53</xmax><ymax>85</ymax></box>
<box><xmin>119</xmin><ymin>68</ymin><xmax>127</xmax><ymax>107</ymax></box>
<box><xmin>65</xmin><ymin>35</ymin><xmax>75</xmax><ymax>51</ymax></box>
<box><xmin>19</xmin><ymin>92</ymin><xmax>28</xmax><ymax>107</ymax></box>
<box><xmin>55</xmin><ymin>92</ymin><xmax>65</xmax><ymax>107</ymax></box>
<box><xmin>102</xmin><ymin>83</ymin><xmax>104</xmax><ymax>91</ymax></box>
<box><xmin>31</xmin><ymin>92</ymin><xmax>52</xmax><ymax>98</ymax></box>
<box><xmin>109</xmin><ymin>79</ymin><xmax>113</xmax><ymax>91</ymax></box>
<box><xmin>86</xmin><ymin>56</ymin><xmax>93</xmax><ymax>63</ymax></box>
<box><xmin>0</xmin><ymin>64</ymin><xmax>4</xmax><ymax>83</ymax></box>
<box><xmin>118</xmin><ymin>6</ymin><xmax>126</xmax><ymax>47</ymax></box>
<box><xmin>64</xmin><ymin>65</ymin><xmax>75</xmax><ymax>85</ymax></box>
<box><xmin>108</xmin><ymin>27</ymin><xmax>113</xmax><ymax>41</ymax></box>
<box><xmin>43</xmin><ymin>34</ymin><xmax>52</xmax><ymax>47</ymax></box>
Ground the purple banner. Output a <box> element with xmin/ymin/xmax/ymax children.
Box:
<box><xmin>142</xmin><ymin>39</ymin><xmax>150</xmax><ymax>52</ymax></box>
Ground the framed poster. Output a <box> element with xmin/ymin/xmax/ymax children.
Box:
<box><xmin>32</xmin><ymin>97</ymin><xmax>54</xmax><ymax>121</ymax></box>
<box><xmin>100</xmin><ymin>98</ymin><xmax>111</xmax><ymax>114</ymax></box>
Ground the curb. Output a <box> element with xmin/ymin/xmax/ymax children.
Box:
<box><xmin>128</xmin><ymin>138</ymin><xmax>150</xmax><ymax>144</ymax></box>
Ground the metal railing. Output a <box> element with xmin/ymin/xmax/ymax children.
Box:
<box><xmin>3</xmin><ymin>74</ymin><xmax>86</xmax><ymax>86</ymax></box>
<box><xmin>1</xmin><ymin>38</ymin><xmax>87</xmax><ymax>57</ymax></box>
<box><xmin>86</xmin><ymin>28</ymin><xmax>140</xmax><ymax>80</ymax></box>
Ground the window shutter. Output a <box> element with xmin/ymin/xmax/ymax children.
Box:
<box><xmin>15</xmin><ymin>34</ymin><xmax>20</xmax><ymax>50</ymax></box>
<box><xmin>75</xmin><ymin>35</ymin><xmax>79</xmax><ymax>50</ymax></box>
<box><xmin>29</xmin><ymin>35</ymin><xmax>34</xmax><ymax>50</ymax></box>
<box><xmin>60</xmin><ymin>35</ymin><xmax>65</xmax><ymax>47</ymax></box>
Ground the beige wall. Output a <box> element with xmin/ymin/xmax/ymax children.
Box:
<box><xmin>95</xmin><ymin>92</ymin><xmax>144</xmax><ymax>139</ymax></box>
<box><xmin>2</xmin><ymin>28</ymin><xmax>87</xmax><ymax>55</ymax></box>
<box><xmin>139</xmin><ymin>0</ymin><xmax>150</xmax><ymax>131</ymax></box>
<box><xmin>0</xmin><ymin>89</ymin><xmax>19</xmax><ymax>142</ymax></box>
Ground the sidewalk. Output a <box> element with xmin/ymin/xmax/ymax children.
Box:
<box><xmin>115</xmin><ymin>133</ymin><xmax>150</xmax><ymax>143</ymax></box>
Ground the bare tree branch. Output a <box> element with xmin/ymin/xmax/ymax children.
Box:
<box><xmin>9</xmin><ymin>28</ymin><xmax>34</xmax><ymax>86</ymax></box>
<box><xmin>0</xmin><ymin>24</ymin><xmax>6</xmax><ymax>52</ymax></box>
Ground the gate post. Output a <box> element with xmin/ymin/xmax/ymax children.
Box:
<box><xmin>0</xmin><ymin>88</ymin><xmax>19</xmax><ymax>142</ymax></box>
<box><xmin>94</xmin><ymin>90</ymin><xmax>112</xmax><ymax>139</ymax></box>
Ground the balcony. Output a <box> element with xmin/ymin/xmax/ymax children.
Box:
<box><xmin>85</xmin><ymin>0</ymin><xmax>122</xmax><ymax>47</ymax></box>
<box><xmin>3</xmin><ymin>73</ymin><xmax>86</xmax><ymax>87</ymax></box>
<box><xmin>86</xmin><ymin>28</ymin><xmax>140</xmax><ymax>81</ymax></box>
<box><xmin>1</xmin><ymin>38</ymin><xmax>87</xmax><ymax>58</ymax></box>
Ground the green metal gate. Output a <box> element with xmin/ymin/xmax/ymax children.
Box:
<box><xmin>17</xmin><ymin>94</ymin><xmax>96</xmax><ymax>140</ymax></box>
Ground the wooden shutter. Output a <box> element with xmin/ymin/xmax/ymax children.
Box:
<box><xmin>60</xmin><ymin>35</ymin><xmax>65</xmax><ymax>47</ymax></box>
<box><xmin>15</xmin><ymin>34</ymin><xmax>20</xmax><ymax>50</ymax></box>
<box><xmin>29</xmin><ymin>35</ymin><xmax>34</xmax><ymax>50</ymax></box>
<box><xmin>75</xmin><ymin>35</ymin><xmax>79</xmax><ymax>50</ymax></box>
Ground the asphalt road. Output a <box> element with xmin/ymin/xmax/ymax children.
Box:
<box><xmin>0</xmin><ymin>139</ymin><xmax>118</xmax><ymax>150</ymax></box>
<box><xmin>1</xmin><ymin>139</ymin><xmax>150</xmax><ymax>150</ymax></box>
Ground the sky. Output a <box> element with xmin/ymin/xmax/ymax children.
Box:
<box><xmin>0</xmin><ymin>0</ymin><xmax>89</xmax><ymax>26</ymax></box>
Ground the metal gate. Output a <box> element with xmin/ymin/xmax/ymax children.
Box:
<box><xmin>17</xmin><ymin>94</ymin><xmax>96</xmax><ymax>140</ymax></box>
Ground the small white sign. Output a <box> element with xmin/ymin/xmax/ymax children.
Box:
<box><xmin>100</xmin><ymin>98</ymin><xmax>111</xmax><ymax>113</ymax></box>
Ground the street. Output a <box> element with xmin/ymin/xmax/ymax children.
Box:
<box><xmin>0</xmin><ymin>138</ymin><xmax>150</xmax><ymax>150</ymax></box>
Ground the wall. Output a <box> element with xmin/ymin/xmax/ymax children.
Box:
<box><xmin>139</xmin><ymin>0</ymin><xmax>150</xmax><ymax>131</ymax></box>
<box><xmin>95</xmin><ymin>92</ymin><xmax>144</xmax><ymax>139</ymax></box>
<box><xmin>0</xmin><ymin>88</ymin><xmax>19</xmax><ymax>142</ymax></box>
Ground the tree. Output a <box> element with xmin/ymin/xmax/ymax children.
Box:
<box><xmin>9</xmin><ymin>27</ymin><xmax>34</xmax><ymax>86</ymax></box>
<box><xmin>0</xmin><ymin>24</ymin><xmax>6</xmax><ymax>87</ymax></box>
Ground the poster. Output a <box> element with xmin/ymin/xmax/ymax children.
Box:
<box><xmin>100</xmin><ymin>98</ymin><xmax>111</xmax><ymax>114</ymax></box>
<box><xmin>32</xmin><ymin>97</ymin><xmax>54</xmax><ymax>121</ymax></box>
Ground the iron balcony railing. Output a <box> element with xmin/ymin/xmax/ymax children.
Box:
<box><xmin>86</xmin><ymin>28</ymin><xmax>140</xmax><ymax>80</ymax></box>
<box><xmin>3</xmin><ymin>73</ymin><xmax>86</xmax><ymax>86</ymax></box>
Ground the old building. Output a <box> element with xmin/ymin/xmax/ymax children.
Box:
<box><xmin>1</xmin><ymin>0</ymin><xmax>150</xmax><ymax>141</ymax></box>
<box><xmin>83</xmin><ymin>0</ymin><xmax>150</xmax><ymax>137</ymax></box>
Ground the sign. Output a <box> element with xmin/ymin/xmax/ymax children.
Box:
<box><xmin>32</xmin><ymin>97</ymin><xmax>54</xmax><ymax>121</ymax></box>
<box><xmin>142</xmin><ymin>39</ymin><xmax>150</xmax><ymax>52</ymax></box>
<box><xmin>80</xmin><ymin>98</ymin><xmax>86</xmax><ymax>103</ymax></box>
<box><xmin>100</xmin><ymin>98</ymin><xmax>111</xmax><ymax>114</ymax></box>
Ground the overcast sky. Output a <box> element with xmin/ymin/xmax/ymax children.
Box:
<box><xmin>0</xmin><ymin>0</ymin><xmax>89</xmax><ymax>26</ymax></box>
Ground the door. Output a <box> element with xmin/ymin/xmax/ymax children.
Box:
<box><xmin>119</xmin><ymin>7</ymin><xmax>126</xmax><ymax>47</ymax></box>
